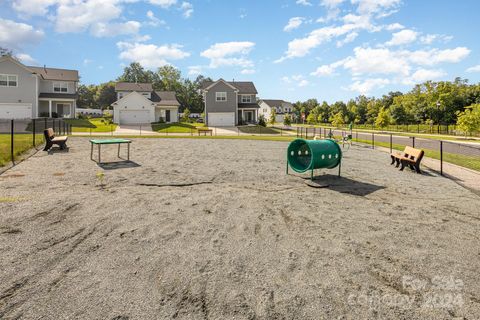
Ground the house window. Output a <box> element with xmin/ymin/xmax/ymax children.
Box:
<box><xmin>216</xmin><ymin>92</ymin><xmax>227</xmax><ymax>101</ymax></box>
<box><xmin>0</xmin><ymin>74</ymin><xmax>18</xmax><ymax>87</ymax></box>
<box><xmin>53</xmin><ymin>82</ymin><xmax>68</xmax><ymax>93</ymax></box>
<box><xmin>241</xmin><ymin>95</ymin><xmax>252</xmax><ymax>103</ymax></box>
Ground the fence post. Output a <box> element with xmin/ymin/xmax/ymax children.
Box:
<box><xmin>11</xmin><ymin>119</ymin><xmax>14</xmax><ymax>164</ymax></box>
<box><xmin>33</xmin><ymin>119</ymin><xmax>36</xmax><ymax>147</ymax></box>
<box><xmin>53</xmin><ymin>118</ymin><xmax>55</xmax><ymax>132</ymax></box>
<box><xmin>412</xmin><ymin>136</ymin><xmax>415</xmax><ymax>148</ymax></box>
<box><xmin>372</xmin><ymin>132</ymin><xmax>374</xmax><ymax>149</ymax></box>
<box><xmin>417</xmin><ymin>124</ymin><xmax>419</xmax><ymax>133</ymax></box>
<box><xmin>390</xmin><ymin>134</ymin><xmax>392</xmax><ymax>153</ymax></box>
<box><xmin>356</xmin><ymin>131</ymin><xmax>358</xmax><ymax>141</ymax></box>
<box><xmin>440</xmin><ymin>141</ymin><xmax>443</xmax><ymax>176</ymax></box>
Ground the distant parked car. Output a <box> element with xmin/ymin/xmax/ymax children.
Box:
<box><xmin>196</xmin><ymin>118</ymin><xmax>204</xmax><ymax>123</ymax></box>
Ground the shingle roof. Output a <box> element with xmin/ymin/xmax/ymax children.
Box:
<box><xmin>151</xmin><ymin>91</ymin><xmax>180</xmax><ymax>106</ymax></box>
<box><xmin>115</xmin><ymin>82</ymin><xmax>153</xmax><ymax>92</ymax></box>
<box><xmin>238</xmin><ymin>103</ymin><xmax>260</xmax><ymax>109</ymax></box>
<box><xmin>201</xmin><ymin>80</ymin><xmax>258</xmax><ymax>94</ymax></box>
<box><xmin>261</xmin><ymin>100</ymin><xmax>286</xmax><ymax>107</ymax></box>
<box><xmin>28</xmin><ymin>66</ymin><xmax>79</xmax><ymax>81</ymax></box>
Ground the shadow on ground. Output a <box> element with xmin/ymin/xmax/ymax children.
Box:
<box><xmin>98</xmin><ymin>161</ymin><xmax>141</xmax><ymax>170</ymax></box>
<box><xmin>308</xmin><ymin>174</ymin><xmax>385</xmax><ymax>196</ymax></box>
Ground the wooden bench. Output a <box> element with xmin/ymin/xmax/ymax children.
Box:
<box><xmin>43</xmin><ymin>128</ymin><xmax>68</xmax><ymax>151</ymax></box>
<box><xmin>198</xmin><ymin>128</ymin><xmax>213</xmax><ymax>136</ymax></box>
<box><xmin>390</xmin><ymin>146</ymin><xmax>424</xmax><ymax>174</ymax></box>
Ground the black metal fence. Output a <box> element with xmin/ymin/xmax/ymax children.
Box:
<box><xmin>297</xmin><ymin>127</ymin><xmax>480</xmax><ymax>175</ymax></box>
<box><xmin>0</xmin><ymin>118</ymin><xmax>72</xmax><ymax>166</ymax></box>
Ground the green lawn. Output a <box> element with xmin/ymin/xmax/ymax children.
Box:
<box><xmin>238</xmin><ymin>125</ymin><xmax>295</xmax><ymax>135</ymax></box>
<box><xmin>151</xmin><ymin>122</ymin><xmax>205</xmax><ymax>133</ymax></box>
<box><xmin>0</xmin><ymin>134</ymin><xmax>44</xmax><ymax>167</ymax></box>
<box><xmin>352</xmin><ymin>137</ymin><xmax>480</xmax><ymax>172</ymax></box>
<box><xmin>65</xmin><ymin>118</ymin><xmax>117</xmax><ymax>132</ymax></box>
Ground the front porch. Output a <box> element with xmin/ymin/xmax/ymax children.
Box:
<box><xmin>38</xmin><ymin>99</ymin><xmax>76</xmax><ymax>118</ymax></box>
<box><xmin>238</xmin><ymin>108</ymin><xmax>258</xmax><ymax>125</ymax></box>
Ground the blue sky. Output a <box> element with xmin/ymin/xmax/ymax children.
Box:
<box><xmin>1</xmin><ymin>0</ymin><xmax>480</xmax><ymax>103</ymax></box>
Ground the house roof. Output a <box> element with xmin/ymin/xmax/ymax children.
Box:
<box><xmin>260</xmin><ymin>99</ymin><xmax>292</xmax><ymax>107</ymax></box>
<box><xmin>28</xmin><ymin>66</ymin><xmax>79</xmax><ymax>81</ymax></box>
<box><xmin>201</xmin><ymin>79</ymin><xmax>258</xmax><ymax>94</ymax></box>
<box><xmin>115</xmin><ymin>82</ymin><xmax>153</xmax><ymax>92</ymax></box>
<box><xmin>151</xmin><ymin>91</ymin><xmax>180</xmax><ymax>106</ymax></box>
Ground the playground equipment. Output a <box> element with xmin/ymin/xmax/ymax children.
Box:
<box><xmin>287</xmin><ymin>139</ymin><xmax>342</xmax><ymax>180</ymax></box>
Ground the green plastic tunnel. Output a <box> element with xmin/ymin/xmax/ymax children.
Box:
<box><xmin>287</xmin><ymin>139</ymin><xmax>342</xmax><ymax>173</ymax></box>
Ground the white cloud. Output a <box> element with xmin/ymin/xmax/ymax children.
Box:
<box><xmin>336</xmin><ymin>32</ymin><xmax>358</xmax><ymax>47</ymax></box>
<box><xmin>241</xmin><ymin>69</ymin><xmax>255</xmax><ymax>75</ymax></box>
<box><xmin>351</xmin><ymin>0</ymin><xmax>401</xmax><ymax>16</ymax></box>
<box><xmin>117</xmin><ymin>41</ymin><xmax>190</xmax><ymax>68</ymax></box>
<box><xmin>16</xmin><ymin>53</ymin><xmax>36</xmax><ymax>65</ymax></box>
<box><xmin>405</xmin><ymin>68</ymin><xmax>446</xmax><ymax>84</ymax></box>
<box><xmin>284</xmin><ymin>17</ymin><xmax>304</xmax><ymax>32</ymax></box>
<box><xmin>282</xmin><ymin>75</ymin><xmax>309</xmax><ymax>87</ymax></box>
<box><xmin>311</xmin><ymin>64</ymin><xmax>336</xmax><ymax>76</ymax></box>
<box><xmin>149</xmin><ymin>0</ymin><xmax>177</xmax><ymax>8</ymax></box>
<box><xmin>188</xmin><ymin>65</ymin><xmax>203</xmax><ymax>76</ymax></box>
<box><xmin>0</xmin><ymin>18</ymin><xmax>44</xmax><ymax>50</ymax></box>
<box><xmin>180</xmin><ymin>2</ymin><xmax>193</xmax><ymax>18</ymax></box>
<box><xmin>11</xmin><ymin>0</ymin><xmax>57</xmax><ymax>16</ymax></box>
<box><xmin>349</xmin><ymin>78</ymin><xmax>390</xmax><ymax>94</ymax></box>
<box><xmin>466</xmin><ymin>65</ymin><xmax>480</xmax><ymax>73</ymax></box>
<box><xmin>419</xmin><ymin>34</ymin><xmax>453</xmax><ymax>45</ymax></box>
<box><xmin>342</xmin><ymin>47</ymin><xmax>411</xmax><ymax>76</ymax></box>
<box><xmin>146</xmin><ymin>10</ymin><xmax>167</xmax><ymax>27</ymax></box>
<box><xmin>406</xmin><ymin>47</ymin><xmax>470</xmax><ymax>66</ymax></box>
<box><xmin>83</xmin><ymin>59</ymin><xmax>93</xmax><ymax>66</ymax></box>
<box><xmin>385</xmin><ymin>23</ymin><xmax>404</xmax><ymax>31</ymax></box>
<box><xmin>296</xmin><ymin>0</ymin><xmax>312</xmax><ymax>6</ymax></box>
<box><xmin>90</xmin><ymin>21</ymin><xmax>141</xmax><ymax>37</ymax></box>
<box><xmin>201</xmin><ymin>41</ymin><xmax>255</xmax><ymax>68</ymax></box>
<box><xmin>385</xmin><ymin>29</ymin><xmax>418</xmax><ymax>46</ymax></box>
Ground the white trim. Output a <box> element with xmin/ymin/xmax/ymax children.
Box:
<box><xmin>53</xmin><ymin>81</ymin><xmax>68</xmax><ymax>93</ymax></box>
<box><xmin>0</xmin><ymin>74</ymin><xmax>18</xmax><ymax>87</ymax></box>
<box><xmin>240</xmin><ymin>94</ymin><xmax>252</xmax><ymax>103</ymax></box>
<box><xmin>215</xmin><ymin>92</ymin><xmax>227</xmax><ymax>102</ymax></box>
<box><xmin>203</xmin><ymin>79</ymin><xmax>239</xmax><ymax>92</ymax></box>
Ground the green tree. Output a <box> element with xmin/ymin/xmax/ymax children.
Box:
<box><xmin>330</xmin><ymin>112</ymin><xmax>344</xmax><ymax>128</ymax></box>
<box><xmin>95</xmin><ymin>82</ymin><xmax>116</xmax><ymax>110</ymax></box>
<box><xmin>0</xmin><ymin>47</ymin><xmax>13</xmax><ymax>57</ymax></box>
<box><xmin>456</xmin><ymin>104</ymin><xmax>480</xmax><ymax>137</ymax></box>
<box><xmin>283</xmin><ymin>114</ymin><xmax>292</xmax><ymax>126</ymax></box>
<box><xmin>77</xmin><ymin>84</ymin><xmax>98</xmax><ymax>109</ymax></box>
<box><xmin>375</xmin><ymin>108</ymin><xmax>392</xmax><ymax>129</ymax></box>
<box><xmin>157</xmin><ymin>65</ymin><xmax>181</xmax><ymax>91</ymax></box>
<box><xmin>269</xmin><ymin>108</ymin><xmax>276</xmax><ymax>125</ymax></box>
<box><xmin>117</xmin><ymin>62</ymin><xmax>158</xmax><ymax>83</ymax></box>
<box><xmin>306</xmin><ymin>113</ymin><xmax>317</xmax><ymax>124</ymax></box>
<box><xmin>182</xmin><ymin>108</ymin><xmax>191</xmax><ymax>122</ymax></box>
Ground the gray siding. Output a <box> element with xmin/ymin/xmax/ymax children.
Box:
<box><xmin>205</xmin><ymin>81</ymin><xmax>237</xmax><ymax>125</ymax></box>
<box><xmin>0</xmin><ymin>59</ymin><xmax>37</xmax><ymax>116</ymax></box>
<box><xmin>39</xmin><ymin>79</ymin><xmax>76</xmax><ymax>94</ymax></box>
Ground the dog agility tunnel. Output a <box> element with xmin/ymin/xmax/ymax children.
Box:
<box><xmin>287</xmin><ymin>139</ymin><xmax>342</xmax><ymax>179</ymax></box>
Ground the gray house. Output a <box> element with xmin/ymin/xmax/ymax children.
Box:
<box><xmin>200</xmin><ymin>79</ymin><xmax>259</xmax><ymax>126</ymax></box>
<box><xmin>0</xmin><ymin>55</ymin><xmax>79</xmax><ymax>119</ymax></box>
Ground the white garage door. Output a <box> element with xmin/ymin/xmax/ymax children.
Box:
<box><xmin>208</xmin><ymin>112</ymin><xmax>235</xmax><ymax>126</ymax></box>
<box><xmin>0</xmin><ymin>103</ymin><xmax>32</xmax><ymax>119</ymax></box>
<box><xmin>119</xmin><ymin>110</ymin><xmax>150</xmax><ymax>124</ymax></box>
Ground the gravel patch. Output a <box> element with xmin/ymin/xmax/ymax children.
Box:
<box><xmin>0</xmin><ymin>137</ymin><xmax>479</xmax><ymax>319</ymax></box>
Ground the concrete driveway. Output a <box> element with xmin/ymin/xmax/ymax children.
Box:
<box><xmin>208</xmin><ymin>126</ymin><xmax>239</xmax><ymax>135</ymax></box>
<box><xmin>114</xmin><ymin>124</ymin><xmax>158</xmax><ymax>135</ymax></box>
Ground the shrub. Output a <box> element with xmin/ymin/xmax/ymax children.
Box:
<box><xmin>283</xmin><ymin>114</ymin><xmax>292</xmax><ymax>126</ymax></box>
<box><xmin>258</xmin><ymin>115</ymin><xmax>266</xmax><ymax>127</ymax></box>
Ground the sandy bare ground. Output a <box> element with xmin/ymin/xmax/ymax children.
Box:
<box><xmin>0</xmin><ymin>138</ymin><xmax>479</xmax><ymax>319</ymax></box>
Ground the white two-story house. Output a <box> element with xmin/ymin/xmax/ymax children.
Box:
<box><xmin>111</xmin><ymin>82</ymin><xmax>180</xmax><ymax>125</ymax></box>
<box><xmin>258</xmin><ymin>99</ymin><xmax>295</xmax><ymax>123</ymax></box>
<box><xmin>0</xmin><ymin>55</ymin><xmax>79</xmax><ymax>119</ymax></box>
<box><xmin>200</xmin><ymin>79</ymin><xmax>259</xmax><ymax>126</ymax></box>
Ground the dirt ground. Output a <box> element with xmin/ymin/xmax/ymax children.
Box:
<box><xmin>0</xmin><ymin>138</ymin><xmax>479</xmax><ymax>319</ymax></box>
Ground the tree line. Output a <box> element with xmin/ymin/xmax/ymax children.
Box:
<box><xmin>77</xmin><ymin>62</ymin><xmax>210</xmax><ymax>113</ymax></box>
<box><xmin>294</xmin><ymin>78</ymin><xmax>480</xmax><ymax>128</ymax></box>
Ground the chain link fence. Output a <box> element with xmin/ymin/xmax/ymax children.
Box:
<box><xmin>297</xmin><ymin>127</ymin><xmax>480</xmax><ymax>174</ymax></box>
<box><xmin>0</xmin><ymin>118</ymin><xmax>72</xmax><ymax>167</ymax></box>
